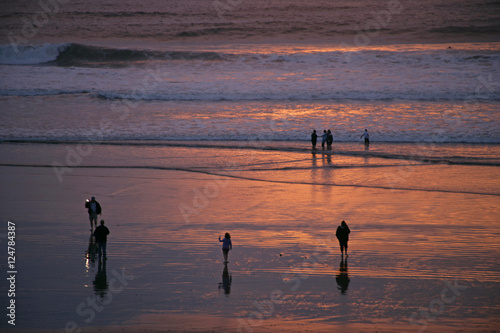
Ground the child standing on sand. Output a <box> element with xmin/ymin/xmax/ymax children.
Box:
<box><xmin>219</xmin><ymin>232</ymin><xmax>232</xmax><ymax>263</ymax></box>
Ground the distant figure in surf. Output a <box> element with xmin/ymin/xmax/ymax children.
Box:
<box><xmin>311</xmin><ymin>130</ymin><xmax>318</xmax><ymax>149</ymax></box>
<box><xmin>336</xmin><ymin>220</ymin><xmax>350</xmax><ymax>256</ymax></box>
<box><xmin>219</xmin><ymin>232</ymin><xmax>232</xmax><ymax>263</ymax></box>
<box><xmin>321</xmin><ymin>130</ymin><xmax>328</xmax><ymax>149</ymax></box>
<box><xmin>361</xmin><ymin>129</ymin><xmax>370</xmax><ymax>147</ymax></box>
<box><xmin>85</xmin><ymin>196</ymin><xmax>102</xmax><ymax>230</ymax></box>
<box><xmin>326</xmin><ymin>129</ymin><xmax>333</xmax><ymax>149</ymax></box>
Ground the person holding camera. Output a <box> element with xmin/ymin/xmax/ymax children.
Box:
<box><xmin>85</xmin><ymin>196</ymin><xmax>102</xmax><ymax>230</ymax></box>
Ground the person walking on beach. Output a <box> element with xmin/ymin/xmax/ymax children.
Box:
<box><xmin>311</xmin><ymin>130</ymin><xmax>318</xmax><ymax>149</ymax></box>
<box><xmin>321</xmin><ymin>130</ymin><xmax>328</xmax><ymax>149</ymax></box>
<box><xmin>326</xmin><ymin>129</ymin><xmax>333</xmax><ymax>149</ymax></box>
<box><xmin>85</xmin><ymin>196</ymin><xmax>102</xmax><ymax>230</ymax></box>
<box><xmin>361</xmin><ymin>129</ymin><xmax>370</xmax><ymax>147</ymax></box>
<box><xmin>94</xmin><ymin>220</ymin><xmax>110</xmax><ymax>260</ymax></box>
<box><xmin>336</xmin><ymin>220</ymin><xmax>350</xmax><ymax>256</ymax></box>
<box><xmin>219</xmin><ymin>232</ymin><xmax>232</xmax><ymax>263</ymax></box>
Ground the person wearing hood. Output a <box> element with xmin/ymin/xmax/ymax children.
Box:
<box><xmin>336</xmin><ymin>220</ymin><xmax>351</xmax><ymax>256</ymax></box>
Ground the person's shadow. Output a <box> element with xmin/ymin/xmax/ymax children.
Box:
<box><xmin>336</xmin><ymin>257</ymin><xmax>350</xmax><ymax>294</ymax></box>
<box><xmin>218</xmin><ymin>263</ymin><xmax>232</xmax><ymax>295</ymax></box>
<box><xmin>93</xmin><ymin>258</ymin><xmax>109</xmax><ymax>298</ymax></box>
<box><xmin>85</xmin><ymin>233</ymin><xmax>98</xmax><ymax>270</ymax></box>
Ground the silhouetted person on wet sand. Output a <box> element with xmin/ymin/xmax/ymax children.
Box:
<box><xmin>219</xmin><ymin>232</ymin><xmax>232</xmax><ymax>263</ymax></box>
<box><xmin>326</xmin><ymin>129</ymin><xmax>333</xmax><ymax>149</ymax></box>
<box><xmin>321</xmin><ymin>130</ymin><xmax>328</xmax><ymax>149</ymax></box>
<box><xmin>94</xmin><ymin>220</ymin><xmax>110</xmax><ymax>260</ymax></box>
<box><xmin>311</xmin><ymin>130</ymin><xmax>318</xmax><ymax>149</ymax></box>
<box><xmin>85</xmin><ymin>196</ymin><xmax>102</xmax><ymax>230</ymax></box>
<box><xmin>361</xmin><ymin>129</ymin><xmax>370</xmax><ymax>147</ymax></box>
<box><xmin>336</xmin><ymin>220</ymin><xmax>350</xmax><ymax>256</ymax></box>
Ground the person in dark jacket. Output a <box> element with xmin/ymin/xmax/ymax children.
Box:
<box><xmin>94</xmin><ymin>220</ymin><xmax>110</xmax><ymax>260</ymax></box>
<box><xmin>311</xmin><ymin>130</ymin><xmax>318</xmax><ymax>149</ymax></box>
<box><xmin>335</xmin><ymin>220</ymin><xmax>350</xmax><ymax>256</ymax></box>
<box><xmin>326</xmin><ymin>129</ymin><xmax>333</xmax><ymax>149</ymax></box>
<box><xmin>85</xmin><ymin>196</ymin><xmax>102</xmax><ymax>230</ymax></box>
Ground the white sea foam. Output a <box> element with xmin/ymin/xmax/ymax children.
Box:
<box><xmin>0</xmin><ymin>43</ymin><xmax>70</xmax><ymax>65</ymax></box>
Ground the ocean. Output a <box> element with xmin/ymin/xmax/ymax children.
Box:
<box><xmin>0</xmin><ymin>0</ymin><xmax>499</xmax><ymax>332</ymax></box>
<box><xmin>0</xmin><ymin>0</ymin><xmax>499</xmax><ymax>144</ymax></box>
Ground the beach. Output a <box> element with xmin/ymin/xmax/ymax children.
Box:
<box><xmin>0</xmin><ymin>141</ymin><xmax>499</xmax><ymax>332</ymax></box>
<box><xmin>1</xmin><ymin>0</ymin><xmax>500</xmax><ymax>331</ymax></box>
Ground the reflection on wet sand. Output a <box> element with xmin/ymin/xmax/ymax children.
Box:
<box><xmin>336</xmin><ymin>257</ymin><xmax>349</xmax><ymax>295</ymax></box>
<box><xmin>94</xmin><ymin>258</ymin><xmax>109</xmax><ymax>298</ymax></box>
<box><xmin>219</xmin><ymin>263</ymin><xmax>232</xmax><ymax>295</ymax></box>
<box><xmin>85</xmin><ymin>232</ymin><xmax>98</xmax><ymax>271</ymax></box>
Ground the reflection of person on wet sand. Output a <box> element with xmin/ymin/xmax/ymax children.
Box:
<box><xmin>336</xmin><ymin>220</ymin><xmax>350</xmax><ymax>257</ymax></box>
<box><xmin>93</xmin><ymin>258</ymin><xmax>109</xmax><ymax>298</ymax></box>
<box><xmin>85</xmin><ymin>233</ymin><xmax>98</xmax><ymax>268</ymax></box>
<box><xmin>218</xmin><ymin>263</ymin><xmax>232</xmax><ymax>295</ymax></box>
<box><xmin>336</xmin><ymin>257</ymin><xmax>349</xmax><ymax>294</ymax></box>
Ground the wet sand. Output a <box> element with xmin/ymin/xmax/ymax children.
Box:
<box><xmin>0</xmin><ymin>142</ymin><xmax>499</xmax><ymax>332</ymax></box>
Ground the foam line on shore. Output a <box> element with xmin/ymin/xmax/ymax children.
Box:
<box><xmin>1</xmin><ymin>140</ymin><xmax>499</xmax><ymax>166</ymax></box>
<box><xmin>1</xmin><ymin>163</ymin><xmax>498</xmax><ymax>197</ymax></box>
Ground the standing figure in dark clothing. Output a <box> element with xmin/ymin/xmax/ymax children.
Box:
<box><xmin>361</xmin><ymin>129</ymin><xmax>370</xmax><ymax>147</ymax></box>
<box><xmin>85</xmin><ymin>196</ymin><xmax>102</xmax><ymax>230</ymax></box>
<box><xmin>94</xmin><ymin>220</ymin><xmax>110</xmax><ymax>260</ymax></box>
<box><xmin>326</xmin><ymin>129</ymin><xmax>333</xmax><ymax>149</ymax></box>
<box><xmin>335</xmin><ymin>220</ymin><xmax>350</xmax><ymax>256</ymax></box>
<box><xmin>311</xmin><ymin>130</ymin><xmax>318</xmax><ymax>149</ymax></box>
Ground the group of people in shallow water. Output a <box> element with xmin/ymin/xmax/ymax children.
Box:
<box><xmin>311</xmin><ymin>129</ymin><xmax>370</xmax><ymax>149</ymax></box>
